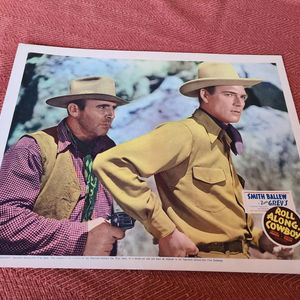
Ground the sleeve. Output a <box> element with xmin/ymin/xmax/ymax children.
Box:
<box><xmin>247</xmin><ymin>213</ymin><xmax>263</xmax><ymax>248</ymax></box>
<box><xmin>0</xmin><ymin>137</ymin><xmax>88</xmax><ymax>256</ymax></box>
<box><xmin>93</xmin><ymin>122</ymin><xmax>193</xmax><ymax>239</ymax></box>
<box><xmin>250</xmin><ymin>227</ymin><xmax>264</xmax><ymax>248</ymax></box>
<box><xmin>250</xmin><ymin>226</ymin><xmax>264</xmax><ymax>248</ymax></box>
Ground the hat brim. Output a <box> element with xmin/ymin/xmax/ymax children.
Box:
<box><xmin>46</xmin><ymin>93</ymin><xmax>128</xmax><ymax>108</ymax></box>
<box><xmin>179</xmin><ymin>78</ymin><xmax>262</xmax><ymax>97</ymax></box>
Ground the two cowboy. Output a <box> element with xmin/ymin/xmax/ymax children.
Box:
<box><xmin>0</xmin><ymin>62</ymin><xmax>291</xmax><ymax>258</ymax></box>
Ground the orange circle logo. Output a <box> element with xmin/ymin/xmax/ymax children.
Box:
<box><xmin>263</xmin><ymin>206</ymin><xmax>300</xmax><ymax>247</ymax></box>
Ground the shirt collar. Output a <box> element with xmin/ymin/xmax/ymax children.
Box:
<box><xmin>57</xmin><ymin>119</ymin><xmax>72</xmax><ymax>154</ymax></box>
<box><xmin>192</xmin><ymin>109</ymin><xmax>232</xmax><ymax>145</ymax></box>
<box><xmin>193</xmin><ymin>108</ymin><xmax>243</xmax><ymax>155</ymax></box>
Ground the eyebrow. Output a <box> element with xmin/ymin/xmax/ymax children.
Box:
<box><xmin>96</xmin><ymin>104</ymin><xmax>117</xmax><ymax>108</ymax></box>
<box><xmin>222</xmin><ymin>90</ymin><xmax>247</xmax><ymax>97</ymax></box>
<box><xmin>222</xmin><ymin>90</ymin><xmax>247</xmax><ymax>94</ymax></box>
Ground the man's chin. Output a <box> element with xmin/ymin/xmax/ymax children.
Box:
<box><xmin>229</xmin><ymin>115</ymin><xmax>242</xmax><ymax>123</ymax></box>
<box><xmin>97</xmin><ymin>128</ymin><xmax>110</xmax><ymax>137</ymax></box>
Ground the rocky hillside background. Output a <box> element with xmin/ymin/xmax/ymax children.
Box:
<box><xmin>6</xmin><ymin>53</ymin><xmax>300</xmax><ymax>257</ymax></box>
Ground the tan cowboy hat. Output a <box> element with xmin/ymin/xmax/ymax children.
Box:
<box><xmin>46</xmin><ymin>75</ymin><xmax>128</xmax><ymax>108</ymax></box>
<box><xmin>179</xmin><ymin>62</ymin><xmax>262</xmax><ymax>97</ymax></box>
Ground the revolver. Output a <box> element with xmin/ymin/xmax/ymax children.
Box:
<box><xmin>107</xmin><ymin>212</ymin><xmax>135</xmax><ymax>231</ymax></box>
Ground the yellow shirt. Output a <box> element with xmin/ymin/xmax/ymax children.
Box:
<box><xmin>93</xmin><ymin>109</ymin><xmax>262</xmax><ymax>246</ymax></box>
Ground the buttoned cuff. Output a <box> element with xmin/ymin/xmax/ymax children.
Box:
<box><xmin>66</xmin><ymin>221</ymin><xmax>89</xmax><ymax>256</ymax></box>
<box><xmin>145</xmin><ymin>209</ymin><xmax>176</xmax><ymax>239</ymax></box>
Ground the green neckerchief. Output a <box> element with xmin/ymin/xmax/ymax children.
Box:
<box><xmin>64</xmin><ymin>122</ymin><xmax>99</xmax><ymax>221</ymax></box>
<box><xmin>81</xmin><ymin>154</ymin><xmax>99</xmax><ymax>221</ymax></box>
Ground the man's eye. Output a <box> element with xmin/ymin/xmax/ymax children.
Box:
<box><xmin>241</xmin><ymin>95</ymin><xmax>247</xmax><ymax>101</ymax></box>
<box><xmin>225</xmin><ymin>93</ymin><xmax>233</xmax><ymax>97</ymax></box>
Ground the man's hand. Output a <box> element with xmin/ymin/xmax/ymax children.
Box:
<box><xmin>259</xmin><ymin>232</ymin><xmax>293</xmax><ymax>259</ymax></box>
<box><xmin>158</xmin><ymin>228</ymin><xmax>198</xmax><ymax>257</ymax></box>
<box><xmin>83</xmin><ymin>217</ymin><xmax>125</xmax><ymax>256</ymax></box>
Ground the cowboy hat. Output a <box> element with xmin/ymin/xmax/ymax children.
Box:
<box><xmin>46</xmin><ymin>75</ymin><xmax>128</xmax><ymax>108</ymax></box>
<box><xmin>179</xmin><ymin>62</ymin><xmax>262</xmax><ymax>97</ymax></box>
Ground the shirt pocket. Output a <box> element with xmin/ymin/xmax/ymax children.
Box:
<box><xmin>192</xmin><ymin>166</ymin><xmax>226</xmax><ymax>212</ymax></box>
<box><xmin>192</xmin><ymin>166</ymin><xmax>225</xmax><ymax>184</ymax></box>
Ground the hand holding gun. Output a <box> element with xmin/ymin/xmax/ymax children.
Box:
<box><xmin>107</xmin><ymin>212</ymin><xmax>136</xmax><ymax>231</ymax></box>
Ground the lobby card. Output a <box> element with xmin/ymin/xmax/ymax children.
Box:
<box><xmin>0</xmin><ymin>44</ymin><xmax>299</xmax><ymax>273</ymax></box>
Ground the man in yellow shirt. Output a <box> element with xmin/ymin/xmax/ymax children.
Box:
<box><xmin>93</xmin><ymin>62</ymin><xmax>292</xmax><ymax>258</ymax></box>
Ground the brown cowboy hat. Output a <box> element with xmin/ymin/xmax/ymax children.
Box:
<box><xmin>179</xmin><ymin>62</ymin><xmax>262</xmax><ymax>97</ymax></box>
<box><xmin>46</xmin><ymin>75</ymin><xmax>128</xmax><ymax>108</ymax></box>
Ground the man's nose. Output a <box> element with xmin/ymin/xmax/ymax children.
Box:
<box><xmin>234</xmin><ymin>95</ymin><xmax>245</xmax><ymax>106</ymax></box>
<box><xmin>105</xmin><ymin>107</ymin><xmax>115</xmax><ymax>119</ymax></box>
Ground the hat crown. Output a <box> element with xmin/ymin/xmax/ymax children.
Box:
<box><xmin>70</xmin><ymin>76</ymin><xmax>116</xmax><ymax>96</ymax></box>
<box><xmin>46</xmin><ymin>75</ymin><xmax>127</xmax><ymax>108</ymax></box>
<box><xmin>197</xmin><ymin>62</ymin><xmax>240</xmax><ymax>79</ymax></box>
<box><xmin>179</xmin><ymin>62</ymin><xmax>262</xmax><ymax>98</ymax></box>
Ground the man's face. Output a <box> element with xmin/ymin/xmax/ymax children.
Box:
<box><xmin>200</xmin><ymin>85</ymin><xmax>247</xmax><ymax>124</ymax></box>
<box><xmin>76</xmin><ymin>99</ymin><xmax>117</xmax><ymax>140</ymax></box>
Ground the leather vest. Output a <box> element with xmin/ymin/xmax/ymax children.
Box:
<box><xmin>27</xmin><ymin>127</ymin><xmax>81</xmax><ymax>220</ymax></box>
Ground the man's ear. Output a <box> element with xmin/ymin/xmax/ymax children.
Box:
<box><xmin>199</xmin><ymin>89</ymin><xmax>209</xmax><ymax>104</ymax></box>
<box><xmin>67</xmin><ymin>103</ymin><xmax>80</xmax><ymax>118</ymax></box>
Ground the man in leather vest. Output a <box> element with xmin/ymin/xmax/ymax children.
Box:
<box><xmin>0</xmin><ymin>76</ymin><xmax>127</xmax><ymax>256</ymax></box>
<box><xmin>93</xmin><ymin>62</ymin><xmax>293</xmax><ymax>258</ymax></box>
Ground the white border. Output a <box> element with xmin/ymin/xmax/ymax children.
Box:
<box><xmin>0</xmin><ymin>44</ymin><xmax>299</xmax><ymax>273</ymax></box>
<box><xmin>0</xmin><ymin>255</ymin><xmax>299</xmax><ymax>274</ymax></box>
